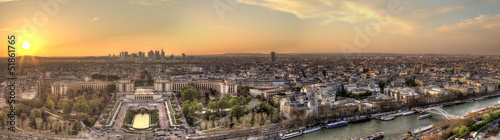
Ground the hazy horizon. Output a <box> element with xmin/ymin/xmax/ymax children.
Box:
<box><xmin>1</xmin><ymin>0</ymin><xmax>500</xmax><ymax>57</ymax></box>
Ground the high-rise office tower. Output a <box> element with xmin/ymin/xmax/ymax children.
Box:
<box><xmin>148</xmin><ymin>50</ymin><xmax>154</xmax><ymax>58</ymax></box>
<box><xmin>182</xmin><ymin>53</ymin><xmax>186</xmax><ymax>59</ymax></box>
<box><xmin>270</xmin><ymin>51</ymin><xmax>276</xmax><ymax>62</ymax></box>
<box><xmin>155</xmin><ymin>50</ymin><xmax>160</xmax><ymax>60</ymax></box>
<box><xmin>161</xmin><ymin>49</ymin><xmax>165</xmax><ymax>58</ymax></box>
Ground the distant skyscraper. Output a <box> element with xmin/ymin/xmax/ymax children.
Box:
<box><xmin>170</xmin><ymin>55</ymin><xmax>174</xmax><ymax>59</ymax></box>
<box><xmin>155</xmin><ymin>50</ymin><xmax>160</xmax><ymax>60</ymax></box>
<box><xmin>182</xmin><ymin>53</ymin><xmax>186</xmax><ymax>59</ymax></box>
<box><xmin>161</xmin><ymin>49</ymin><xmax>165</xmax><ymax>58</ymax></box>
<box><xmin>270</xmin><ymin>51</ymin><xmax>276</xmax><ymax>62</ymax></box>
<box><xmin>148</xmin><ymin>50</ymin><xmax>154</xmax><ymax>58</ymax></box>
<box><xmin>124</xmin><ymin>51</ymin><xmax>129</xmax><ymax>58</ymax></box>
<box><xmin>138</xmin><ymin>51</ymin><xmax>143</xmax><ymax>57</ymax></box>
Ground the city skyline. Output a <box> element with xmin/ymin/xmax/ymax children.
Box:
<box><xmin>3</xmin><ymin>1</ymin><xmax>500</xmax><ymax>139</ymax></box>
<box><xmin>0</xmin><ymin>0</ymin><xmax>500</xmax><ymax>57</ymax></box>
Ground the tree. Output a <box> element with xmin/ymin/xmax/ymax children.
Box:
<box><xmin>88</xmin><ymin>99</ymin><xmax>102</xmax><ymax>115</ymax></box>
<box><xmin>73</xmin><ymin>103</ymin><xmax>83</xmax><ymax>113</ymax></box>
<box><xmin>259</xmin><ymin>103</ymin><xmax>274</xmax><ymax>115</ymax></box>
<box><xmin>75</xmin><ymin>96</ymin><xmax>87</xmax><ymax>104</ymax></box>
<box><xmin>32</xmin><ymin>99</ymin><xmax>44</xmax><ymax>108</ymax></box>
<box><xmin>218</xmin><ymin>100</ymin><xmax>229</xmax><ymax>109</ymax></box>
<box><xmin>88</xmin><ymin>118</ymin><xmax>96</xmax><ymax>126</ymax></box>
<box><xmin>229</xmin><ymin>98</ymin><xmax>238</xmax><ymax>106</ymax></box>
<box><xmin>458</xmin><ymin>126</ymin><xmax>469</xmax><ymax>136</ymax></box>
<box><xmin>71</xmin><ymin>120</ymin><xmax>82</xmax><ymax>135</ymax></box>
<box><xmin>230</xmin><ymin>105</ymin><xmax>245</xmax><ymax>119</ymax></box>
<box><xmin>237</xmin><ymin>86</ymin><xmax>252</xmax><ymax>96</ymax></box>
<box><xmin>29</xmin><ymin>109</ymin><xmax>42</xmax><ymax>122</ymax></box>
<box><xmin>40</xmin><ymin>92</ymin><xmax>49</xmax><ymax>103</ymax></box>
<box><xmin>82</xmin><ymin>103</ymin><xmax>92</xmax><ymax>114</ymax></box>
<box><xmin>181</xmin><ymin>88</ymin><xmax>199</xmax><ymax>101</ymax></box>
<box><xmin>46</xmin><ymin>99</ymin><xmax>55</xmax><ymax>111</ymax></box>
<box><xmin>208</xmin><ymin>101</ymin><xmax>218</xmax><ymax>111</ymax></box>
<box><xmin>62</xmin><ymin>102</ymin><xmax>72</xmax><ymax>114</ymax></box>
<box><xmin>243</xmin><ymin>96</ymin><xmax>252</xmax><ymax>104</ymax></box>
<box><xmin>482</xmin><ymin>114</ymin><xmax>491</xmax><ymax>122</ymax></box>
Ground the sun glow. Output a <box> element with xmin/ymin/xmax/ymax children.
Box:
<box><xmin>22</xmin><ymin>42</ymin><xmax>30</xmax><ymax>50</ymax></box>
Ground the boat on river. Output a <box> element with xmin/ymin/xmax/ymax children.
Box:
<box><xmin>325</xmin><ymin>121</ymin><xmax>348</xmax><ymax>128</ymax></box>
<box><xmin>303</xmin><ymin>126</ymin><xmax>322</xmax><ymax>134</ymax></box>
<box><xmin>279</xmin><ymin>131</ymin><xmax>302</xmax><ymax>139</ymax></box>
<box><xmin>417</xmin><ymin>114</ymin><xmax>432</xmax><ymax>120</ymax></box>
<box><xmin>380</xmin><ymin>115</ymin><xmax>395</xmax><ymax>121</ymax></box>
<box><xmin>359</xmin><ymin>132</ymin><xmax>384</xmax><ymax>140</ymax></box>
<box><xmin>408</xmin><ymin>125</ymin><xmax>433</xmax><ymax>135</ymax></box>
<box><xmin>402</xmin><ymin>111</ymin><xmax>415</xmax><ymax>116</ymax></box>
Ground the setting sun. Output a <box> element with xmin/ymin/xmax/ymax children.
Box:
<box><xmin>22</xmin><ymin>41</ymin><xmax>30</xmax><ymax>50</ymax></box>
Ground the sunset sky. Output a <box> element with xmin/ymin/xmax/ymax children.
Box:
<box><xmin>1</xmin><ymin>0</ymin><xmax>500</xmax><ymax>57</ymax></box>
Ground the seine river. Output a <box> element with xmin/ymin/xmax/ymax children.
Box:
<box><xmin>292</xmin><ymin>96</ymin><xmax>500</xmax><ymax>140</ymax></box>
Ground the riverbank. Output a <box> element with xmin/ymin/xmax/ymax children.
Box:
<box><xmin>188</xmin><ymin>91</ymin><xmax>500</xmax><ymax>140</ymax></box>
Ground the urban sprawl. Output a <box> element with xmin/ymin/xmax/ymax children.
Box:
<box><xmin>1</xmin><ymin>52</ymin><xmax>500</xmax><ymax>140</ymax></box>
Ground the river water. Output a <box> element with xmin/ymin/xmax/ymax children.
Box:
<box><xmin>292</xmin><ymin>96</ymin><xmax>500</xmax><ymax>140</ymax></box>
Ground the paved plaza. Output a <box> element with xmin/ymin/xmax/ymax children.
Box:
<box><xmin>114</xmin><ymin>102</ymin><xmax>169</xmax><ymax>129</ymax></box>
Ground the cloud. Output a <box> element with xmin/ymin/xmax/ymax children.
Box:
<box><xmin>236</xmin><ymin>0</ymin><xmax>416</xmax><ymax>35</ymax></box>
<box><xmin>411</xmin><ymin>6</ymin><xmax>463</xmax><ymax>23</ymax></box>
<box><xmin>91</xmin><ymin>17</ymin><xmax>99</xmax><ymax>22</ymax></box>
<box><xmin>437</xmin><ymin>14</ymin><xmax>500</xmax><ymax>33</ymax></box>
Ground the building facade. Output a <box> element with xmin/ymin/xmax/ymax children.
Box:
<box><xmin>154</xmin><ymin>79</ymin><xmax>238</xmax><ymax>94</ymax></box>
<box><xmin>51</xmin><ymin>81</ymin><xmax>114</xmax><ymax>95</ymax></box>
<box><xmin>116</xmin><ymin>79</ymin><xmax>135</xmax><ymax>92</ymax></box>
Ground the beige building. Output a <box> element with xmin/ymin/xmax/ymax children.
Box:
<box><xmin>250</xmin><ymin>86</ymin><xmax>289</xmax><ymax>100</ymax></box>
<box><xmin>51</xmin><ymin>81</ymin><xmax>115</xmax><ymax>95</ymax></box>
<box><xmin>116</xmin><ymin>79</ymin><xmax>135</xmax><ymax>92</ymax></box>
<box><xmin>154</xmin><ymin>79</ymin><xmax>237</xmax><ymax>94</ymax></box>
<box><xmin>279</xmin><ymin>98</ymin><xmax>307</xmax><ymax>119</ymax></box>
<box><xmin>384</xmin><ymin>87</ymin><xmax>419</xmax><ymax>104</ymax></box>
<box><xmin>125</xmin><ymin>88</ymin><xmax>162</xmax><ymax>101</ymax></box>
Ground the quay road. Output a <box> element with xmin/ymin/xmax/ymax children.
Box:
<box><xmin>189</xmin><ymin>92</ymin><xmax>500</xmax><ymax>140</ymax></box>
<box><xmin>188</xmin><ymin>123</ymin><xmax>306</xmax><ymax>140</ymax></box>
<box><xmin>189</xmin><ymin>91</ymin><xmax>500</xmax><ymax>140</ymax></box>
<box><xmin>293</xmin><ymin>92</ymin><xmax>500</xmax><ymax>140</ymax></box>
<box><xmin>0</xmin><ymin>130</ymin><xmax>87</xmax><ymax>140</ymax></box>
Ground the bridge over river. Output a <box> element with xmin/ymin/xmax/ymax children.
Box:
<box><xmin>414</xmin><ymin>107</ymin><xmax>461</xmax><ymax>119</ymax></box>
<box><xmin>292</xmin><ymin>95</ymin><xmax>500</xmax><ymax>140</ymax></box>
